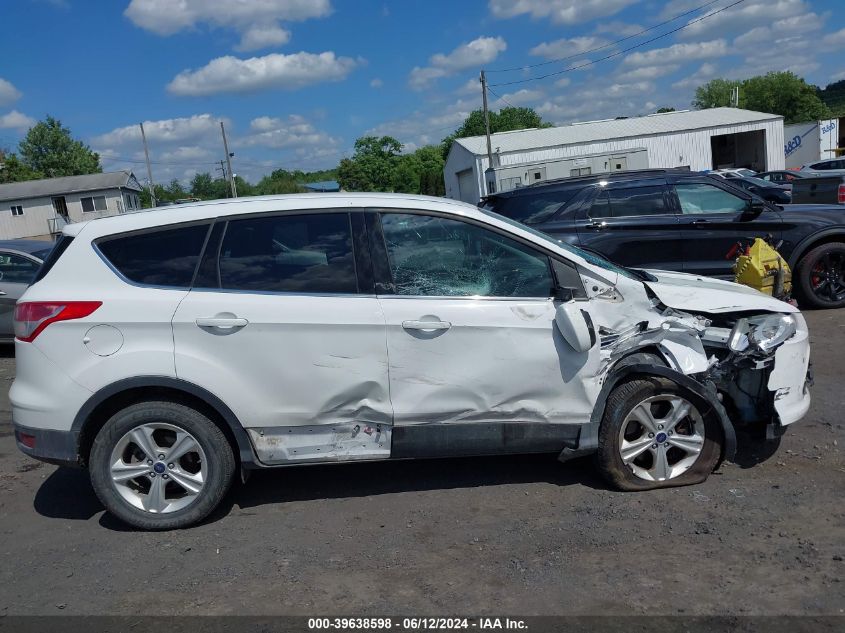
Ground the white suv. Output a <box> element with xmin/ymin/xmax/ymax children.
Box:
<box><xmin>12</xmin><ymin>194</ymin><xmax>812</xmax><ymax>529</ymax></box>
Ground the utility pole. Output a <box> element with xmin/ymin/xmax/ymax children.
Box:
<box><xmin>139</xmin><ymin>122</ymin><xmax>156</xmax><ymax>207</ymax></box>
<box><xmin>480</xmin><ymin>70</ymin><xmax>493</xmax><ymax>166</ymax></box>
<box><xmin>480</xmin><ymin>70</ymin><xmax>495</xmax><ymax>195</ymax></box>
<box><xmin>220</xmin><ymin>121</ymin><xmax>236</xmax><ymax>198</ymax></box>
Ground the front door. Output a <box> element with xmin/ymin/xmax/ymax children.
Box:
<box><xmin>172</xmin><ymin>211</ymin><xmax>392</xmax><ymax>464</ymax></box>
<box><xmin>575</xmin><ymin>183</ymin><xmax>683</xmax><ymax>271</ymax></box>
<box><xmin>672</xmin><ymin>180</ymin><xmax>783</xmax><ymax>278</ymax></box>
<box><xmin>372</xmin><ymin>211</ymin><xmax>598</xmax><ymax>456</ymax></box>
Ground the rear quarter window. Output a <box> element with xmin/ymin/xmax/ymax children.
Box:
<box><xmin>97</xmin><ymin>223</ymin><xmax>210</xmax><ymax>288</ymax></box>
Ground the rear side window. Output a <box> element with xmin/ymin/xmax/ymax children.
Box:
<box><xmin>31</xmin><ymin>235</ymin><xmax>71</xmax><ymax>284</ymax></box>
<box><xmin>98</xmin><ymin>224</ymin><xmax>209</xmax><ymax>287</ymax></box>
<box><xmin>0</xmin><ymin>253</ymin><xmax>41</xmax><ymax>284</ymax></box>
<box><xmin>218</xmin><ymin>213</ymin><xmax>357</xmax><ymax>294</ymax></box>
<box><xmin>589</xmin><ymin>186</ymin><xmax>668</xmax><ymax>218</ymax></box>
<box><xmin>488</xmin><ymin>192</ymin><xmax>574</xmax><ymax>225</ymax></box>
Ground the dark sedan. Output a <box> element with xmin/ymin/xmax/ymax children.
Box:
<box><xmin>726</xmin><ymin>175</ymin><xmax>792</xmax><ymax>204</ymax></box>
<box><xmin>482</xmin><ymin>169</ymin><xmax>845</xmax><ymax>308</ymax></box>
<box><xmin>0</xmin><ymin>239</ymin><xmax>53</xmax><ymax>341</ymax></box>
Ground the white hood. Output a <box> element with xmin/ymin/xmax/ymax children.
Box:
<box><xmin>643</xmin><ymin>270</ymin><xmax>798</xmax><ymax>314</ymax></box>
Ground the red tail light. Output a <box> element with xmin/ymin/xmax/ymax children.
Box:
<box><xmin>838</xmin><ymin>184</ymin><xmax>845</xmax><ymax>205</ymax></box>
<box><xmin>14</xmin><ymin>302</ymin><xmax>102</xmax><ymax>342</ymax></box>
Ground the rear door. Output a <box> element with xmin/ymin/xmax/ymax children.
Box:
<box><xmin>171</xmin><ymin>210</ymin><xmax>392</xmax><ymax>464</ymax></box>
<box><xmin>575</xmin><ymin>182</ymin><xmax>684</xmax><ymax>271</ymax></box>
<box><xmin>671</xmin><ymin>178</ymin><xmax>783</xmax><ymax>278</ymax></box>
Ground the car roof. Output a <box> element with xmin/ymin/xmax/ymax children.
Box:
<box><xmin>487</xmin><ymin>168</ymin><xmax>690</xmax><ymax>199</ymax></box>
<box><xmin>63</xmin><ymin>193</ymin><xmax>482</xmax><ymax>239</ymax></box>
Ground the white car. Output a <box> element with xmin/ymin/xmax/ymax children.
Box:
<box><xmin>11</xmin><ymin>194</ymin><xmax>812</xmax><ymax>529</ymax></box>
<box><xmin>709</xmin><ymin>168</ymin><xmax>757</xmax><ymax>179</ymax></box>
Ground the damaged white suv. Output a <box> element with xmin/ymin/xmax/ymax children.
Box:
<box><xmin>12</xmin><ymin>194</ymin><xmax>811</xmax><ymax>529</ymax></box>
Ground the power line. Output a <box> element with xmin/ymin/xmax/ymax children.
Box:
<box><xmin>486</xmin><ymin>0</ymin><xmax>723</xmax><ymax>74</ymax></box>
<box><xmin>486</xmin><ymin>86</ymin><xmax>517</xmax><ymax>109</ymax></box>
<box><xmin>489</xmin><ymin>0</ymin><xmax>746</xmax><ymax>88</ymax></box>
<box><xmin>99</xmin><ymin>153</ymin><xmax>220</xmax><ymax>167</ymax></box>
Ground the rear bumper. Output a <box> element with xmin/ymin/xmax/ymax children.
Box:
<box><xmin>14</xmin><ymin>423</ymin><xmax>80</xmax><ymax>467</ymax></box>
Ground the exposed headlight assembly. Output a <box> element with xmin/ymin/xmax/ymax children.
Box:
<box><xmin>729</xmin><ymin>314</ymin><xmax>796</xmax><ymax>354</ymax></box>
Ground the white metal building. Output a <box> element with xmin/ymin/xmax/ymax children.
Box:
<box><xmin>0</xmin><ymin>171</ymin><xmax>143</xmax><ymax>240</ymax></box>
<box><xmin>444</xmin><ymin>107</ymin><xmax>785</xmax><ymax>204</ymax></box>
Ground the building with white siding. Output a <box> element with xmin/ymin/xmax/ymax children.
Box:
<box><xmin>444</xmin><ymin>108</ymin><xmax>785</xmax><ymax>204</ymax></box>
<box><xmin>0</xmin><ymin>171</ymin><xmax>143</xmax><ymax>240</ymax></box>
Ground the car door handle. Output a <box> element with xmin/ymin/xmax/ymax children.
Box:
<box><xmin>195</xmin><ymin>316</ymin><xmax>249</xmax><ymax>329</ymax></box>
<box><xmin>402</xmin><ymin>320</ymin><xmax>451</xmax><ymax>331</ymax></box>
<box><xmin>691</xmin><ymin>219</ymin><xmax>710</xmax><ymax>226</ymax></box>
<box><xmin>586</xmin><ymin>220</ymin><xmax>607</xmax><ymax>230</ymax></box>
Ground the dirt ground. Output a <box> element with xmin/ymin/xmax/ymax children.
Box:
<box><xmin>0</xmin><ymin>311</ymin><xmax>842</xmax><ymax>617</ymax></box>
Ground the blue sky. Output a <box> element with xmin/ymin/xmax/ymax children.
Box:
<box><xmin>1</xmin><ymin>0</ymin><xmax>843</xmax><ymax>184</ymax></box>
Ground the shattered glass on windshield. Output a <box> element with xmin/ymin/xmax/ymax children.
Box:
<box><xmin>380</xmin><ymin>213</ymin><xmax>553</xmax><ymax>297</ymax></box>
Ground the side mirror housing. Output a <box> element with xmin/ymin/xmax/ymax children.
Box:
<box><xmin>554</xmin><ymin>301</ymin><xmax>596</xmax><ymax>353</ymax></box>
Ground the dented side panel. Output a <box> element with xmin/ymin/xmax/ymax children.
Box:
<box><xmin>379</xmin><ymin>297</ymin><xmax>600</xmax><ymax>427</ymax></box>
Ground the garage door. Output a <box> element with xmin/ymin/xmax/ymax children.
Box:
<box><xmin>457</xmin><ymin>169</ymin><xmax>478</xmax><ymax>204</ymax></box>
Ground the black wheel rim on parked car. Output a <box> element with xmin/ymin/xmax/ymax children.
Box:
<box><xmin>810</xmin><ymin>251</ymin><xmax>845</xmax><ymax>303</ymax></box>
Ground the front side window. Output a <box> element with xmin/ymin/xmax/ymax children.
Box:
<box><xmin>380</xmin><ymin>213</ymin><xmax>553</xmax><ymax>297</ymax></box>
<box><xmin>98</xmin><ymin>223</ymin><xmax>209</xmax><ymax>287</ymax></box>
<box><xmin>490</xmin><ymin>191</ymin><xmax>575</xmax><ymax>225</ymax></box>
<box><xmin>0</xmin><ymin>253</ymin><xmax>40</xmax><ymax>284</ymax></box>
<box><xmin>219</xmin><ymin>213</ymin><xmax>357</xmax><ymax>294</ymax></box>
<box><xmin>675</xmin><ymin>183</ymin><xmax>749</xmax><ymax>215</ymax></box>
<box><xmin>589</xmin><ymin>186</ymin><xmax>668</xmax><ymax>219</ymax></box>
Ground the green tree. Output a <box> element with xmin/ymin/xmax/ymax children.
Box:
<box><xmin>818</xmin><ymin>79</ymin><xmax>845</xmax><ymax>116</ymax></box>
<box><xmin>18</xmin><ymin>115</ymin><xmax>101</xmax><ymax>178</ymax></box>
<box><xmin>190</xmin><ymin>172</ymin><xmax>215</xmax><ymax>199</ymax></box>
<box><xmin>392</xmin><ymin>155</ymin><xmax>419</xmax><ymax>193</ymax></box>
<box><xmin>337</xmin><ymin>136</ymin><xmax>402</xmax><ymax>192</ymax></box>
<box><xmin>166</xmin><ymin>178</ymin><xmax>187</xmax><ymax>200</ymax></box>
<box><xmin>655</xmin><ymin>107</ymin><xmax>676</xmax><ymax>113</ymax></box>
<box><xmin>255</xmin><ymin>169</ymin><xmax>305</xmax><ymax>195</ymax></box>
<box><xmin>0</xmin><ymin>152</ymin><xmax>42</xmax><ymax>183</ymax></box>
<box><xmin>442</xmin><ymin>107</ymin><xmax>552</xmax><ymax>159</ymax></box>
<box><xmin>694</xmin><ymin>72</ymin><xmax>831</xmax><ymax>123</ymax></box>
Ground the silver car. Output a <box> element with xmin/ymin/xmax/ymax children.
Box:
<box><xmin>0</xmin><ymin>239</ymin><xmax>53</xmax><ymax>341</ymax></box>
<box><xmin>800</xmin><ymin>157</ymin><xmax>845</xmax><ymax>175</ymax></box>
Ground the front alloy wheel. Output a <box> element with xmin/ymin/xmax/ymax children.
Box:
<box><xmin>596</xmin><ymin>377</ymin><xmax>723</xmax><ymax>491</ymax></box>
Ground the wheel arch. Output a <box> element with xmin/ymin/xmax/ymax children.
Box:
<box><xmin>559</xmin><ymin>364</ymin><xmax>736</xmax><ymax>466</ymax></box>
<box><xmin>787</xmin><ymin>229</ymin><xmax>845</xmax><ymax>270</ymax></box>
<box><xmin>73</xmin><ymin>377</ymin><xmax>258</xmax><ymax>469</ymax></box>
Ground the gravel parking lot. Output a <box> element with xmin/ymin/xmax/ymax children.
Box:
<box><xmin>0</xmin><ymin>310</ymin><xmax>842</xmax><ymax>617</ymax></box>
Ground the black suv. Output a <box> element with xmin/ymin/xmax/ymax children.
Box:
<box><xmin>482</xmin><ymin>169</ymin><xmax>845</xmax><ymax>308</ymax></box>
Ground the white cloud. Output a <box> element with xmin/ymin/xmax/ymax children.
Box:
<box><xmin>409</xmin><ymin>36</ymin><xmax>506</xmax><ymax>90</ymax></box>
<box><xmin>242</xmin><ymin>114</ymin><xmax>339</xmax><ymax>150</ymax></box>
<box><xmin>595</xmin><ymin>21</ymin><xmax>643</xmax><ymax>37</ymax></box>
<box><xmin>492</xmin><ymin>88</ymin><xmax>545</xmax><ymax>107</ymax></box>
<box><xmin>235</xmin><ymin>24</ymin><xmax>291</xmax><ymax>52</ymax></box>
<box><xmin>823</xmin><ymin>28</ymin><xmax>845</xmax><ymax>48</ymax></box>
<box><xmin>167</xmin><ymin>51</ymin><xmax>360</xmax><ymax>96</ymax></box>
<box><xmin>125</xmin><ymin>0</ymin><xmax>331</xmax><ymax>51</ymax></box>
<box><xmin>621</xmin><ymin>64</ymin><xmax>680</xmax><ymax>80</ymax></box>
<box><xmin>0</xmin><ymin>78</ymin><xmax>22</xmax><ymax>107</ymax></box>
<box><xmin>0</xmin><ymin>110</ymin><xmax>35</xmax><ymax>130</ymax></box>
<box><xmin>92</xmin><ymin>114</ymin><xmax>224</xmax><ymax>147</ymax></box>
<box><xmin>554</xmin><ymin>77</ymin><xmax>571</xmax><ymax>88</ymax></box>
<box><xmin>489</xmin><ymin>0</ymin><xmax>636</xmax><ymax>25</ymax></box>
<box><xmin>678</xmin><ymin>0</ymin><xmax>809</xmax><ymax>39</ymax></box>
<box><xmin>623</xmin><ymin>39</ymin><xmax>727</xmax><ymax>66</ymax></box>
<box><xmin>671</xmin><ymin>62</ymin><xmax>718</xmax><ymax>91</ymax></box>
<box><xmin>456</xmin><ymin>77</ymin><xmax>481</xmax><ymax>95</ymax></box>
<box><xmin>530</xmin><ymin>36</ymin><xmax>609</xmax><ymax>60</ymax></box>
<box><xmin>370</xmin><ymin>78</ymin><xmax>384</xmax><ymax>88</ymax></box>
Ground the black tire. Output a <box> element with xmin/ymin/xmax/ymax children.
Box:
<box><xmin>596</xmin><ymin>377</ymin><xmax>723</xmax><ymax>491</ymax></box>
<box><xmin>795</xmin><ymin>242</ymin><xmax>845</xmax><ymax>309</ymax></box>
<box><xmin>89</xmin><ymin>401</ymin><xmax>236</xmax><ymax>530</ymax></box>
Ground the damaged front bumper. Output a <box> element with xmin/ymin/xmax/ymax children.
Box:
<box><xmin>767</xmin><ymin>323</ymin><xmax>812</xmax><ymax>427</ymax></box>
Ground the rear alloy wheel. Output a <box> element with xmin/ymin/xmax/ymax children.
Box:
<box><xmin>797</xmin><ymin>242</ymin><xmax>845</xmax><ymax>309</ymax></box>
<box><xmin>596</xmin><ymin>377</ymin><xmax>723</xmax><ymax>491</ymax></box>
<box><xmin>90</xmin><ymin>401</ymin><xmax>235</xmax><ymax>530</ymax></box>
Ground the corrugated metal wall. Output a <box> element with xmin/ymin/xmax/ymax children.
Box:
<box><xmin>445</xmin><ymin>119</ymin><xmax>785</xmax><ymax>203</ymax></box>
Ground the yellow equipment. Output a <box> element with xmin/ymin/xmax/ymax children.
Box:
<box><xmin>733</xmin><ymin>237</ymin><xmax>792</xmax><ymax>299</ymax></box>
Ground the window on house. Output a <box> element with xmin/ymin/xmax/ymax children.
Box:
<box><xmin>10</xmin><ymin>205</ymin><xmax>24</xmax><ymax>217</ymax></box>
<box><xmin>81</xmin><ymin>196</ymin><xmax>108</xmax><ymax>213</ymax></box>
